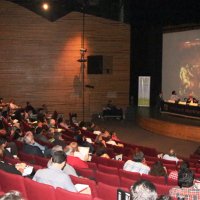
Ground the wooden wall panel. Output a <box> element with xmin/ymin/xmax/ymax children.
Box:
<box><xmin>138</xmin><ymin>116</ymin><xmax>200</xmax><ymax>142</ymax></box>
<box><xmin>0</xmin><ymin>1</ymin><xmax>130</xmax><ymax>120</ymax></box>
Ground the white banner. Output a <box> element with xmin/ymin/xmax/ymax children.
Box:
<box><xmin>138</xmin><ymin>76</ymin><xmax>151</xmax><ymax>107</ymax></box>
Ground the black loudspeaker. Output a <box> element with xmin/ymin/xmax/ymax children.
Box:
<box><xmin>87</xmin><ymin>55</ymin><xmax>103</xmax><ymax>74</ymax></box>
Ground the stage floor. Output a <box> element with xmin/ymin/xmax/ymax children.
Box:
<box><xmin>94</xmin><ymin>106</ymin><xmax>200</xmax><ymax>158</ymax></box>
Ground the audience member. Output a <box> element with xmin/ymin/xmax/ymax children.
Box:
<box><xmin>52</xmin><ymin>132</ymin><xmax>66</xmax><ymax>148</ymax></box>
<box><xmin>123</xmin><ymin>151</ymin><xmax>150</xmax><ymax>175</ymax></box>
<box><xmin>75</xmin><ymin>131</ymin><xmax>94</xmax><ymax>153</ymax></box>
<box><xmin>0</xmin><ymin>137</ymin><xmax>18</xmax><ymax>158</ymax></box>
<box><xmin>168</xmin><ymin>161</ymin><xmax>189</xmax><ymax>181</ymax></box>
<box><xmin>149</xmin><ymin>161</ymin><xmax>167</xmax><ymax>177</ymax></box>
<box><xmin>23</xmin><ymin>131</ymin><xmax>50</xmax><ymax>157</ymax></box>
<box><xmin>0</xmin><ymin>191</ymin><xmax>24</xmax><ymax>200</ymax></box>
<box><xmin>64</xmin><ymin>145</ymin><xmax>89</xmax><ymax>169</ymax></box>
<box><xmin>130</xmin><ymin>179</ymin><xmax>158</xmax><ymax>200</ymax></box>
<box><xmin>33</xmin><ymin>151</ymin><xmax>77</xmax><ymax>192</ymax></box>
<box><xmin>169</xmin><ymin>168</ymin><xmax>200</xmax><ymax>199</ymax></box>
<box><xmin>0</xmin><ymin>147</ymin><xmax>24</xmax><ymax>175</ymax></box>
<box><xmin>48</xmin><ymin>145</ymin><xmax>78</xmax><ymax>177</ymax></box>
<box><xmin>95</xmin><ymin>145</ymin><xmax>110</xmax><ymax>159</ymax></box>
<box><xmin>162</xmin><ymin>148</ymin><xmax>180</xmax><ymax>163</ymax></box>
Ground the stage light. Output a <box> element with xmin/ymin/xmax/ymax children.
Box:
<box><xmin>42</xmin><ymin>3</ymin><xmax>49</xmax><ymax>11</ymax></box>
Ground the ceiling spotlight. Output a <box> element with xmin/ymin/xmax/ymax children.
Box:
<box><xmin>42</xmin><ymin>3</ymin><xmax>49</xmax><ymax>11</ymax></box>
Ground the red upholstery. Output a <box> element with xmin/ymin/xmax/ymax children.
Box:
<box><xmin>70</xmin><ymin>175</ymin><xmax>97</xmax><ymax>198</ymax></box>
<box><xmin>0</xmin><ymin>170</ymin><xmax>27</xmax><ymax>199</ymax></box>
<box><xmin>34</xmin><ymin>155</ymin><xmax>49</xmax><ymax>167</ymax></box>
<box><xmin>24</xmin><ymin>178</ymin><xmax>56</xmax><ymax>200</ymax></box>
<box><xmin>141</xmin><ymin>174</ymin><xmax>166</xmax><ymax>185</ymax></box>
<box><xmin>96</xmin><ymin>182</ymin><xmax>128</xmax><ymax>200</ymax></box>
<box><xmin>18</xmin><ymin>151</ymin><xmax>35</xmax><ymax>164</ymax></box>
<box><xmin>55</xmin><ymin>187</ymin><xmax>93</xmax><ymax>200</ymax></box>
<box><xmin>95</xmin><ymin>171</ymin><xmax>120</xmax><ymax>187</ymax></box>
<box><xmin>155</xmin><ymin>183</ymin><xmax>173</xmax><ymax>196</ymax></box>
<box><xmin>119</xmin><ymin>169</ymin><xmax>141</xmax><ymax>181</ymax></box>
<box><xmin>98</xmin><ymin>164</ymin><xmax>119</xmax><ymax>175</ymax></box>
<box><xmin>120</xmin><ymin>177</ymin><xmax>136</xmax><ymax>188</ymax></box>
<box><xmin>75</xmin><ymin>168</ymin><xmax>96</xmax><ymax>179</ymax></box>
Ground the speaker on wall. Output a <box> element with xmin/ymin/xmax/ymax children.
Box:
<box><xmin>87</xmin><ymin>55</ymin><xmax>113</xmax><ymax>74</ymax></box>
<box><xmin>87</xmin><ymin>55</ymin><xmax>103</xmax><ymax>74</ymax></box>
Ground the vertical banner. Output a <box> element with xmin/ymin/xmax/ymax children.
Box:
<box><xmin>138</xmin><ymin>76</ymin><xmax>151</xmax><ymax>107</ymax></box>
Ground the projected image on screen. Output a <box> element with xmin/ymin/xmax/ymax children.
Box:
<box><xmin>162</xmin><ymin>29</ymin><xmax>200</xmax><ymax>101</ymax></box>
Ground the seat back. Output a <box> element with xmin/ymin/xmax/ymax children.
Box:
<box><xmin>141</xmin><ymin>174</ymin><xmax>166</xmax><ymax>185</ymax></box>
<box><xmin>55</xmin><ymin>187</ymin><xmax>93</xmax><ymax>200</ymax></box>
<box><xmin>120</xmin><ymin>177</ymin><xmax>136</xmax><ymax>188</ymax></box>
<box><xmin>119</xmin><ymin>169</ymin><xmax>141</xmax><ymax>181</ymax></box>
<box><xmin>95</xmin><ymin>171</ymin><xmax>120</xmax><ymax>187</ymax></box>
<box><xmin>0</xmin><ymin>170</ymin><xmax>27</xmax><ymax>198</ymax></box>
<box><xmin>70</xmin><ymin>175</ymin><xmax>97</xmax><ymax>198</ymax></box>
<box><xmin>98</xmin><ymin>164</ymin><xmax>119</xmax><ymax>175</ymax></box>
<box><xmin>96</xmin><ymin>182</ymin><xmax>128</xmax><ymax>200</ymax></box>
<box><xmin>155</xmin><ymin>183</ymin><xmax>173</xmax><ymax>196</ymax></box>
<box><xmin>24</xmin><ymin>178</ymin><xmax>56</xmax><ymax>200</ymax></box>
<box><xmin>34</xmin><ymin>155</ymin><xmax>49</xmax><ymax>167</ymax></box>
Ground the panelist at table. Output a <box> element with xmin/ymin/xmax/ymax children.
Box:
<box><xmin>186</xmin><ymin>94</ymin><xmax>198</xmax><ymax>104</ymax></box>
<box><xmin>170</xmin><ymin>90</ymin><xmax>180</xmax><ymax>102</ymax></box>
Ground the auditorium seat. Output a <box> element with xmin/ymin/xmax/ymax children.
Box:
<box><xmin>120</xmin><ymin>176</ymin><xmax>135</xmax><ymax>188</ymax></box>
<box><xmin>0</xmin><ymin>170</ymin><xmax>27</xmax><ymax>199</ymax></box>
<box><xmin>155</xmin><ymin>183</ymin><xmax>173</xmax><ymax>196</ymax></box>
<box><xmin>167</xmin><ymin>178</ymin><xmax>178</xmax><ymax>186</ymax></box>
<box><xmin>96</xmin><ymin>182</ymin><xmax>128</xmax><ymax>200</ymax></box>
<box><xmin>119</xmin><ymin>169</ymin><xmax>141</xmax><ymax>181</ymax></box>
<box><xmin>75</xmin><ymin>168</ymin><xmax>96</xmax><ymax>179</ymax></box>
<box><xmin>87</xmin><ymin>162</ymin><xmax>98</xmax><ymax>170</ymax></box>
<box><xmin>70</xmin><ymin>175</ymin><xmax>97</xmax><ymax>198</ymax></box>
<box><xmin>141</xmin><ymin>174</ymin><xmax>166</xmax><ymax>185</ymax></box>
<box><xmin>4</xmin><ymin>156</ymin><xmax>20</xmax><ymax>165</ymax></box>
<box><xmin>18</xmin><ymin>151</ymin><xmax>35</xmax><ymax>164</ymax></box>
<box><xmin>24</xmin><ymin>178</ymin><xmax>56</xmax><ymax>200</ymax></box>
<box><xmin>98</xmin><ymin>164</ymin><xmax>119</xmax><ymax>175</ymax></box>
<box><xmin>34</xmin><ymin>155</ymin><xmax>49</xmax><ymax>167</ymax></box>
<box><xmin>106</xmin><ymin>159</ymin><xmax>125</xmax><ymax>169</ymax></box>
<box><xmin>55</xmin><ymin>187</ymin><xmax>93</xmax><ymax>200</ymax></box>
<box><xmin>95</xmin><ymin>171</ymin><xmax>120</xmax><ymax>187</ymax></box>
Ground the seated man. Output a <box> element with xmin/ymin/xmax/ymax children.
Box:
<box><xmin>33</xmin><ymin>151</ymin><xmax>77</xmax><ymax>192</ymax></box>
<box><xmin>64</xmin><ymin>145</ymin><xmax>89</xmax><ymax>169</ymax></box>
<box><xmin>169</xmin><ymin>168</ymin><xmax>200</xmax><ymax>199</ymax></box>
<box><xmin>123</xmin><ymin>151</ymin><xmax>150</xmax><ymax>175</ymax></box>
<box><xmin>162</xmin><ymin>148</ymin><xmax>180</xmax><ymax>163</ymax></box>
<box><xmin>48</xmin><ymin>145</ymin><xmax>78</xmax><ymax>177</ymax></box>
<box><xmin>130</xmin><ymin>179</ymin><xmax>158</xmax><ymax>200</ymax></box>
<box><xmin>23</xmin><ymin>131</ymin><xmax>50</xmax><ymax>157</ymax></box>
<box><xmin>170</xmin><ymin>90</ymin><xmax>180</xmax><ymax>102</ymax></box>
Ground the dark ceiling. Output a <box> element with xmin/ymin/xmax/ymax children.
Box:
<box><xmin>6</xmin><ymin>0</ymin><xmax>200</xmax><ymax>29</ymax></box>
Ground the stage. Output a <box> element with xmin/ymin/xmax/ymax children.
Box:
<box><xmin>136</xmin><ymin>107</ymin><xmax>200</xmax><ymax>142</ymax></box>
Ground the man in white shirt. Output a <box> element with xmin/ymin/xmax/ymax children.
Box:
<box><xmin>123</xmin><ymin>151</ymin><xmax>150</xmax><ymax>175</ymax></box>
<box><xmin>162</xmin><ymin>148</ymin><xmax>179</xmax><ymax>163</ymax></box>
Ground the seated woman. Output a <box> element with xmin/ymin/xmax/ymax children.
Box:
<box><xmin>95</xmin><ymin>145</ymin><xmax>110</xmax><ymax>159</ymax></box>
<box><xmin>95</xmin><ymin>133</ymin><xmax>107</xmax><ymax>148</ymax></box>
<box><xmin>149</xmin><ymin>161</ymin><xmax>167</xmax><ymax>177</ymax></box>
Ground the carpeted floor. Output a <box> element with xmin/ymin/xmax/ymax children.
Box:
<box><xmin>93</xmin><ymin>113</ymin><xmax>200</xmax><ymax>159</ymax></box>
